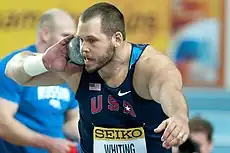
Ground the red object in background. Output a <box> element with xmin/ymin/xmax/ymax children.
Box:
<box><xmin>69</xmin><ymin>146</ymin><xmax>78</xmax><ymax>153</ymax></box>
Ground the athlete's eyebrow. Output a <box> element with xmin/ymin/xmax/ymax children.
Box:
<box><xmin>85</xmin><ymin>35</ymin><xmax>99</xmax><ymax>40</ymax></box>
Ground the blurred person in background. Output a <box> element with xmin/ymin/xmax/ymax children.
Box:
<box><xmin>172</xmin><ymin>137</ymin><xmax>200</xmax><ymax>153</ymax></box>
<box><xmin>189</xmin><ymin>117</ymin><xmax>214</xmax><ymax>153</ymax></box>
<box><xmin>178</xmin><ymin>138</ymin><xmax>200</xmax><ymax>153</ymax></box>
<box><xmin>0</xmin><ymin>9</ymin><xmax>80</xmax><ymax>153</ymax></box>
<box><xmin>173</xmin><ymin>116</ymin><xmax>213</xmax><ymax>153</ymax></box>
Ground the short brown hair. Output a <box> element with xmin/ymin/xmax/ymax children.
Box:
<box><xmin>189</xmin><ymin>116</ymin><xmax>214</xmax><ymax>142</ymax></box>
<box><xmin>80</xmin><ymin>2</ymin><xmax>126</xmax><ymax>40</ymax></box>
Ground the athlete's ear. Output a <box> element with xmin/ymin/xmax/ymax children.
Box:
<box><xmin>111</xmin><ymin>31</ymin><xmax>123</xmax><ymax>48</ymax></box>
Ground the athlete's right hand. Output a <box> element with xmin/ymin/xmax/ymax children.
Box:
<box><xmin>46</xmin><ymin>138</ymin><xmax>76</xmax><ymax>153</ymax></box>
<box><xmin>42</xmin><ymin>34</ymin><xmax>82</xmax><ymax>72</ymax></box>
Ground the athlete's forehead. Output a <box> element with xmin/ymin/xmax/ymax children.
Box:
<box><xmin>76</xmin><ymin>17</ymin><xmax>104</xmax><ymax>39</ymax></box>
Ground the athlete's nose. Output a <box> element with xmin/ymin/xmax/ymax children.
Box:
<box><xmin>81</xmin><ymin>41</ymin><xmax>90</xmax><ymax>53</ymax></box>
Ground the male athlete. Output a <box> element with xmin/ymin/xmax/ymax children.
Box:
<box><xmin>5</xmin><ymin>2</ymin><xmax>189</xmax><ymax>153</ymax></box>
<box><xmin>0</xmin><ymin>9</ymin><xmax>80</xmax><ymax>153</ymax></box>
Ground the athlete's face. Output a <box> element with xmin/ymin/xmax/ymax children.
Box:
<box><xmin>76</xmin><ymin>17</ymin><xmax>117</xmax><ymax>73</ymax></box>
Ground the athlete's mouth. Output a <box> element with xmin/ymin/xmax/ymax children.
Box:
<box><xmin>84</xmin><ymin>57</ymin><xmax>94</xmax><ymax>64</ymax></box>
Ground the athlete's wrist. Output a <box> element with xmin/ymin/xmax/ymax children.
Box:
<box><xmin>23</xmin><ymin>54</ymin><xmax>48</xmax><ymax>76</ymax></box>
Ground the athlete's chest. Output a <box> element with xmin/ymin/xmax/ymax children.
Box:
<box><xmin>77</xmin><ymin>80</ymin><xmax>138</xmax><ymax>120</ymax></box>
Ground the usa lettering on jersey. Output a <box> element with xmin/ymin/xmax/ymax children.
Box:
<box><xmin>91</xmin><ymin>95</ymin><xmax>136</xmax><ymax>117</ymax></box>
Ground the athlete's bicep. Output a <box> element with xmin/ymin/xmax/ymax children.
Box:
<box><xmin>148</xmin><ymin>54</ymin><xmax>187</xmax><ymax>118</ymax></box>
<box><xmin>147</xmin><ymin>48</ymin><xmax>182</xmax><ymax>102</ymax></box>
<box><xmin>150</xmin><ymin>63</ymin><xmax>182</xmax><ymax>92</ymax></box>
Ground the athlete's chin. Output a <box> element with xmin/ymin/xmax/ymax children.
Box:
<box><xmin>85</xmin><ymin>65</ymin><xmax>99</xmax><ymax>73</ymax></box>
<box><xmin>85</xmin><ymin>62</ymin><xmax>105</xmax><ymax>73</ymax></box>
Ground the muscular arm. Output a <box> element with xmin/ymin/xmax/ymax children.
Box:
<box><xmin>148</xmin><ymin>50</ymin><xmax>188</xmax><ymax>121</ymax></box>
<box><xmin>138</xmin><ymin>47</ymin><xmax>190</xmax><ymax>147</ymax></box>
<box><xmin>5</xmin><ymin>51</ymin><xmax>64</xmax><ymax>86</ymax></box>
<box><xmin>0</xmin><ymin>98</ymin><xmax>52</xmax><ymax>148</ymax></box>
<box><xmin>63</xmin><ymin>108</ymin><xmax>80</xmax><ymax>142</ymax></box>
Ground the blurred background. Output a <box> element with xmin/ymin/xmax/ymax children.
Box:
<box><xmin>0</xmin><ymin>0</ymin><xmax>229</xmax><ymax>153</ymax></box>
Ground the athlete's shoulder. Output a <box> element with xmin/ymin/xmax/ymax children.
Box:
<box><xmin>131</xmin><ymin>43</ymin><xmax>149</xmax><ymax>50</ymax></box>
<box><xmin>137</xmin><ymin>45</ymin><xmax>175</xmax><ymax>73</ymax></box>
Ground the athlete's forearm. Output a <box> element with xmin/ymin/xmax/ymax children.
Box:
<box><xmin>159</xmin><ymin>82</ymin><xmax>188</xmax><ymax>121</ymax></box>
<box><xmin>63</xmin><ymin>118</ymin><xmax>80</xmax><ymax>142</ymax></box>
<box><xmin>5</xmin><ymin>51</ymin><xmax>48</xmax><ymax>85</ymax></box>
<box><xmin>0</xmin><ymin>117</ymin><xmax>52</xmax><ymax>149</ymax></box>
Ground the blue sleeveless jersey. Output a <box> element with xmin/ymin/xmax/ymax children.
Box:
<box><xmin>76</xmin><ymin>43</ymin><xmax>171</xmax><ymax>153</ymax></box>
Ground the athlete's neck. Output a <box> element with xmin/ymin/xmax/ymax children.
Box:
<box><xmin>98</xmin><ymin>42</ymin><xmax>131</xmax><ymax>83</ymax></box>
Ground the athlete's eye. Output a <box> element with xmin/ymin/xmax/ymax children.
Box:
<box><xmin>88</xmin><ymin>38</ymin><xmax>96</xmax><ymax>44</ymax></box>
